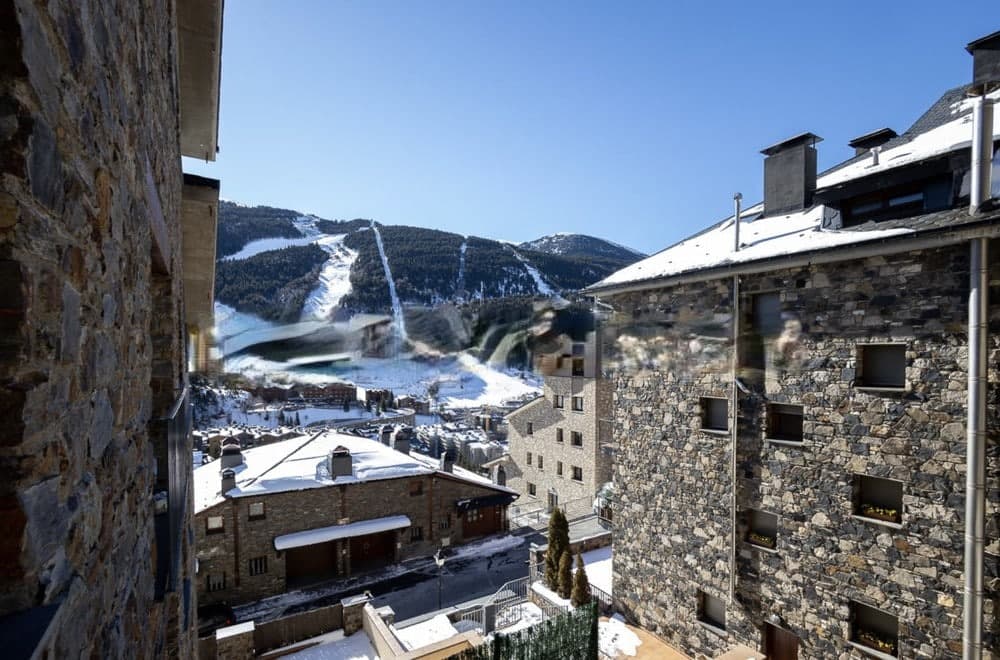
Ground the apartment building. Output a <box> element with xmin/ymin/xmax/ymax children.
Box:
<box><xmin>0</xmin><ymin>2</ymin><xmax>223</xmax><ymax>656</ymax></box>
<box><xmin>585</xmin><ymin>32</ymin><xmax>1000</xmax><ymax>659</ymax></box>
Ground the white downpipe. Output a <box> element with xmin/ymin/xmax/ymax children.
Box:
<box><xmin>970</xmin><ymin>96</ymin><xmax>994</xmax><ymax>216</ymax></box>
<box><xmin>730</xmin><ymin>274</ymin><xmax>740</xmax><ymax>602</ymax></box>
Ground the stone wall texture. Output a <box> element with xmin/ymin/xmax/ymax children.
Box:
<box><xmin>603</xmin><ymin>243</ymin><xmax>1000</xmax><ymax>659</ymax></box>
<box><xmin>196</xmin><ymin>472</ymin><xmax>510</xmax><ymax>607</ymax></box>
<box><xmin>1</xmin><ymin>1</ymin><xmax>196</xmax><ymax>657</ymax></box>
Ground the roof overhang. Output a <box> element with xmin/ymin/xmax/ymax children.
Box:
<box><xmin>177</xmin><ymin>0</ymin><xmax>223</xmax><ymax>161</ymax></box>
<box><xmin>274</xmin><ymin>515</ymin><xmax>412</xmax><ymax>551</ymax></box>
<box><xmin>182</xmin><ymin>174</ymin><xmax>220</xmax><ymax>331</ymax></box>
<box><xmin>455</xmin><ymin>493</ymin><xmax>517</xmax><ymax>512</ymax></box>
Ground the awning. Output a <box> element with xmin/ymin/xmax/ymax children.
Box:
<box><xmin>455</xmin><ymin>494</ymin><xmax>517</xmax><ymax>512</ymax></box>
<box><xmin>274</xmin><ymin>515</ymin><xmax>411</xmax><ymax>551</ymax></box>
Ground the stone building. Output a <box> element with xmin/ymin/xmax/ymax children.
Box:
<box><xmin>194</xmin><ymin>431</ymin><xmax>517</xmax><ymax>608</ymax></box>
<box><xmin>0</xmin><ymin>1</ymin><xmax>222</xmax><ymax>657</ymax></box>
<box><xmin>585</xmin><ymin>34</ymin><xmax>1000</xmax><ymax>660</ymax></box>
<box><xmin>496</xmin><ymin>331</ymin><xmax>613</xmax><ymax>520</ymax></box>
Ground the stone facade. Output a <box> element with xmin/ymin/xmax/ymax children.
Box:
<box><xmin>196</xmin><ymin>471</ymin><xmax>511</xmax><ymax>608</ymax></box>
<box><xmin>602</xmin><ymin>243</ymin><xmax>1000</xmax><ymax>658</ymax></box>
<box><xmin>504</xmin><ymin>333</ymin><xmax>613</xmax><ymax>519</ymax></box>
<box><xmin>1</xmin><ymin>1</ymin><xmax>219</xmax><ymax>656</ymax></box>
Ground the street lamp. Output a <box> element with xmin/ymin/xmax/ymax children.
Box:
<box><xmin>434</xmin><ymin>548</ymin><xmax>447</xmax><ymax>610</ymax></box>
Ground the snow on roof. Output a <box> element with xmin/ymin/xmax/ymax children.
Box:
<box><xmin>194</xmin><ymin>430</ymin><xmax>513</xmax><ymax>513</ymax></box>
<box><xmin>274</xmin><ymin>515</ymin><xmax>411</xmax><ymax>550</ymax></box>
<box><xmin>392</xmin><ymin>614</ymin><xmax>461</xmax><ymax>651</ymax></box>
<box><xmin>216</xmin><ymin>621</ymin><xmax>255</xmax><ymax>640</ymax></box>
<box><xmin>589</xmin><ymin>90</ymin><xmax>1000</xmax><ymax>292</ymax></box>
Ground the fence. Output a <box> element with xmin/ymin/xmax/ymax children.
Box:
<box><xmin>509</xmin><ymin>495</ymin><xmax>596</xmax><ymax>530</ymax></box>
<box><xmin>198</xmin><ymin>602</ymin><xmax>344</xmax><ymax>658</ymax></box>
<box><xmin>447</xmin><ymin>602</ymin><xmax>598</xmax><ymax>660</ymax></box>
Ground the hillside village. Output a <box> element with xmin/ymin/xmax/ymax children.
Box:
<box><xmin>2</xmin><ymin>3</ymin><xmax>1000</xmax><ymax>660</ymax></box>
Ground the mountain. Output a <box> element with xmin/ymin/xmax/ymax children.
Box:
<box><xmin>213</xmin><ymin>201</ymin><xmax>643</xmax><ymax>322</ymax></box>
<box><xmin>519</xmin><ymin>233</ymin><xmax>644</xmax><ymax>262</ymax></box>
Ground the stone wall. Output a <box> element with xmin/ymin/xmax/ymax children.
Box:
<box><xmin>0</xmin><ymin>1</ymin><xmax>196</xmax><ymax>656</ymax></box>
<box><xmin>604</xmin><ymin>243</ymin><xmax>1000</xmax><ymax>658</ymax></box>
<box><xmin>196</xmin><ymin>472</ymin><xmax>510</xmax><ymax>607</ymax></box>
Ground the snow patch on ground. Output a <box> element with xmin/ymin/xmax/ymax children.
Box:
<box><xmin>580</xmin><ymin>546</ymin><xmax>612</xmax><ymax>596</ymax></box>
<box><xmin>600</xmin><ymin>614</ymin><xmax>641</xmax><ymax>658</ymax></box>
<box><xmin>370</xmin><ymin>221</ymin><xmax>407</xmax><ymax>346</ymax></box>
<box><xmin>301</xmin><ymin>234</ymin><xmax>358</xmax><ymax>321</ymax></box>
<box><xmin>283</xmin><ymin>630</ymin><xmax>378</xmax><ymax>660</ymax></box>
<box><xmin>221</xmin><ymin>234</ymin><xmax>321</xmax><ymax>261</ymax></box>
<box><xmin>506</xmin><ymin>246</ymin><xmax>555</xmax><ymax>295</ymax></box>
<box><xmin>393</xmin><ymin>614</ymin><xmax>459</xmax><ymax>651</ymax></box>
<box><xmin>495</xmin><ymin>602</ymin><xmax>545</xmax><ymax>635</ymax></box>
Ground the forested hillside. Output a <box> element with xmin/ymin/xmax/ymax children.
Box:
<box><xmin>463</xmin><ymin>237</ymin><xmax>537</xmax><ymax>298</ymax></box>
<box><xmin>217</xmin><ymin>202</ymin><xmax>302</xmax><ymax>258</ymax></box>
<box><xmin>215</xmin><ymin>244</ymin><xmax>328</xmax><ymax>321</ymax></box>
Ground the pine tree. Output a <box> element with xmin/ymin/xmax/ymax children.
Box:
<box><xmin>545</xmin><ymin>508</ymin><xmax>570</xmax><ymax>590</ymax></box>
<box><xmin>295</xmin><ymin>412</ymin><xmax>301</xmax><ymax>426</ymax></box>
<box><xmin>571</xmin><ymin>553</ymin><xmax>591</xmax><ymax>607</ymax></box>
<box><xmin>343</xmin><ymin>398</ymin><xmax>350</xmax><ymax>413</ymax></box>
<box><xmin>558</xmin><ymin>551</ymin><xmax>573</xmax><ymax>599</ymax></box>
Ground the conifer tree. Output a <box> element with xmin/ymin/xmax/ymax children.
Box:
<box><xmin>571</xmin><ymin>553</ymin><xmax>592</xmax><ymax>607</ymax></box>
<box><xmin>545</xmin><ymin>508</ymin><xmax>570</xmax><ymax>590</ymax></box>
<box><xmin>558</xmin><ymin>551</ymin><xmax>573</xmax><ymax>599</ymax></box>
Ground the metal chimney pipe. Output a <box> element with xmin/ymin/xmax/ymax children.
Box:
<box><xmin>970</xmin><ymin>95</ymin><xmax>994</xmax><ymax>215</ymax></box>
<box><xmin>733</xmin><ymin>193</ymin><xmax>743</xmax><ymax>252</ymax></box>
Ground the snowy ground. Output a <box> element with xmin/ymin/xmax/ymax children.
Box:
<box><xmin>282</xmin><ymin>630</ymin><xmax>378</xmax><ymax>660</ymax></box>
<box><xmin>194</xmin><ymin>386</ymin><xmax>378</xmax><ymax>430</ymax></box>
<box><xmin>301</xmin><ymin>234</ymin><xmax>357</xmax><ymax>321</ymax></box>
<box><xmin>600</xmin><ymin>615</ymin><xmax>642</xmax><ymax>658</ymax></box>
<box><xmin>392</xmin><ymin>613</ymin><xmax>459</xmax><ymax>651</ymax></box>
<box><xmin>495</xmin><ymin>602</ymin><xmax>545</xmax><ymax>635</ymax></box>
<box><xmin>580</xmin><ymin>546</ymin><xmax>612</xmax><ymax>596</ymax></box>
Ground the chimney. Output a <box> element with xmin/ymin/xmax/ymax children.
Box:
<box><xmin>847</xmin><ymin>128</ymin><xmax>897</xmax><ymax>156</ymax></box>
<box><xmin>392</xmin><ymin>426</ymin><xmax>412</xmax><ymax>455</ymax></box>
<box><xmin>967</xmin><ymin>31</ymin><xmax>1000</xmax><ymax>213</ymax></box>
<box><xmin>328</xmin><ymin>446</ymin><xmax>353</xmax><ymax>479</ymax></box>
<box><xmin>220</xmin><ymin>440</ymin><xmax>243</xmax><ymax>469</ymax></box>
<box><xmin>380</xmin><ymin>425</ymin><xmax>394</xmax><ymax>446</ymax></box>
<box><xmin>221</xmin><ymin>468</ymin><xmax>236</xmax><ymax>494</ymax></box>
<box><xmin>760</xmin><ymin>132</ymin><xmax>823</xmax><ymax>217</ymax></box>
<box><xmin>439</xmin><ymin>449</ymin><xmax>455</xmax><ymax>473</ymax></box>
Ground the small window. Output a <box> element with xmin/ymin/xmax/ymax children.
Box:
<box><xmin>572</xmin><ymin>359</ymin><xmax>584</xmax><ymax>377</ymax></box>
<box><xmin>248</xmin><ymin>502</ymin><xmax>265</xmax><ymax>520</ymax></box>
<box><xmin>206</xmin><ymin>516</ymin><xmax>224</xmax><ymax>534</ymax></box>
<box><xmin>752</xmin><ymin>292</ymin><xmax>783</xmax><ymax>337</ymax></box>
<box><xmin>206</xmin><ymin>573</ymin><xmax>226</xmax><ymax>593</ymax></box>
<box><xmin>248</xmin><ymin>556</ymin><xmax>268</xmax><ymax>576</ymax></box>
<box><xmin>767</xmin><ymin>404</ymin><xmax>803</xmax><ymax>442</ymax></box>
<box><xmin>746</xmin><ymin>509</ymin><xmax>778</xmax><ymax>550</ymax></box>
<box><xmin>572</xmin><ymin>343</ymin><xmax>585</xmax><ymax>357</ymax></box>
<box><xmin>466</xmin><ymin>509</ymin><xmax>481</xmax><ymax>523</ymax></box>
<box><xmin>854</xmin><ymin>474</ymin><xmax>903</xmax><ymax>525</ymax></box>
<box><xmin>528</xmin><ymin>483</ymin><xmax>536</xmax><ymax>496</ymax></box>
<box><xmin>851</xmin><ymin>600</ymin><xmax>898</xmax><ymax>658</ymax></box>
<box><xmin>556</xmin><ymin>428</ymin><xmax>564</xmax><ymax>443</ymax></box>
<box><xmin>557</xmin><ymin>461</ymin><xmax>563</xmax><ymax>476</ymax></box>
<box><xmin>572</xmin><ymin>466</ymin><xmax>583</xmax><ymax>482</ymax></box>
<box><xmin>553</xmin><ymin>395</ymin><xmax>564</xmax><ymax>409</ymax></box>
<box><xmin>700</xmin><ymin>397</ymin><xmax>728</xmax><ymax>432</ymax></box>
<box><xmin>571</xmin><ymin>396</ymin><xmax>584</xmax><ymax>411</ymax></box>
<box><xmin>697</xmin><ymin>590</ymin><xmax>726</xmax><ymax>631</ymax></box>
<box><xmin>571</xmin><ymin>431</ymin><xmax>583</xmax><ymax>447</ymax></box>
<box><xmin>857</xmin><ymin>344</ymin><xmax>906</xmax><ymax>389</ymax></box>
<box><xmin>526</xmin><ymin>451</ymin><xmax>532</xmax><ymax>466</ymax></box>
<box><xmin>439</xmin><ymin>514</ymin><xmax>451</xmax><ymax>530</ymax></box>
<box><xmin>527</xmin><ymin>422</ymin><xmax>534</xmax><ymax>435</ymax></box>
<box><xmin>410</xmin><ymin>480</ymin><xmax>424</xmax><ymax>496</ymax></box>
<box><xmin>537</xmin><ymin>455</ymin><xmax>544</xmax><ymax>470</ymax></box>
<box><xmin>411</xmin><ymin>526</ymin><xmax>423</xmax><ymax>541</ymax></box>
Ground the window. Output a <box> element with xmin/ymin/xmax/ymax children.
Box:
<box><xmin>556</xmin><ymin>428</ymin><xmax>564</xmax><ymax>443</ymax></box>
<box><xmin>571</xmin><ymin>396</ymin><xmax>584</xmax><ymax>411</ymax></box>
<box><xmin>206</xmin><ymin>573</ymin><xmax>226</xmax><ymax>593</ymax></box>
<box><xmin>526</xmin><ymin>451</ymin><xmax>533</xmax><ymax>466</ymax></box>
<box><xmin>439</xmin><ymin>515</ymin><xmax>451</xmax><ymax>530</ymax></box>
<box><xmin>697</xmin><ymin>590</ymin><xmax>726</xmax><ymax>631</ymax></box>
<box><xmin>553</xmin><ymin>395</ymin><xmax>564</xmax><ymax>409</ymax></box>
<box><xmin>248</xmin><ymin>556</ymin><xmax>268</xmax><ymax>576</ymax></box>
<box><xmin>527</xmin><ymin>422</ymin><xmax>534</xmax><ymax>435</ymax></box>
<box><xmin>411</xmin><ymin>526</ymin><xmax>423</xmax><ymax>541</ymax></box>
<box><xmin>537</xmin><ymin>455</ymin><xmax>544</xmax><ymax>470</ymax></box>
<box><xmin>572</xmin><ymin>466</ymin><xmax>583</xmax><ymax>482</ymax></box>
<box><xmin>851</xmin><ymin>600</ymin><xmax>898</xmax><ymax>658</ymax></box>
<box><xmin>528</xmin><ymin>483</ymin><xmax>536</xmax><ymax>496</ymax></box>
<box><xmin>572</xmin><ymin>343</ymin><xmax>585</xmax><ymax>356</ymax></box>
<box><xmin>700</xmin><ymin>397</ymin><xmax>728</xmax><ymax>432</ymax></box>
<box><xmin>410</xmin><ymin>480</ymin><xmax>424</xmax><ymax>496</ymax></box>
<box><xmin>746</xmin><ymin>509</ymin><xmax>778</xmax><ymax>550</ymax></box>
<box><xmin>206</xmin><ymin>516</ymin><xmax>224</xmax><ymax>534</ymax></box>
<box><xmin>557</xmin><ymin>461</ymin><xmax>563</xmax><ymax>476</ymax></box>
<box><xmin>248</xmin><ymin>502</ymin><xmax>265</xmax><ymax>520</ymax></box>
<box><xmin>571</xmin><ymin>431</ymin><xmax>583</xmax><ymax>447</ymax></box>
<box><xmin>572</xmin><ymin>358</ymin><xmax>584</xmax><ymax>377</ymax></box>
<box><xmin>857</xmin><ymin>344</ymin><xmax>906</xmax><ymax>389</ymax></box>
<box><xmin>752</xmin><ymin>292</ymin><xmax>783</xmax><ymax>337</ymax></box>
<box><xmin>466</xmin><ymin>509</ymin><xmax>481</xmax><ymax>523</ymax></box>
<box><xmin>854</xmin><ymin>474</ymin><xmax>904</xmax><ymax>525</ymax></box>
<box><xmin>766</xmin><ymin>404</ymin><xmax>803</xmax><ymax>443</ymax></box>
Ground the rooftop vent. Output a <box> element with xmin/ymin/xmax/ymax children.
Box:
<box><xmin>220</xmin><ymin>442</ymin><xmax>243</xmax><ymax>469</ymax></box>
<box><xmin>392</xmin><ymin>426</ymin><xmax>412</xmax><ymax>456</ymax></box>
<box><xmin>380</xmin><ymin>425</ymin><xmax>394</xmax><ymax>446</ymax></box>
<box><xmin>761</xmin><ymin>132</ymin><xmax>822</xmax><ymax>217</ymax></box>
<box><xmin>847</xmin><ymin>128</ymin><xmax>898</xmax><ymax>156</ymax></box>
<box><xmin>439</xmin><ymin>449</ymin><xmax>456</xmax><ymax>474</ymax></box>
<box><xmin>329</xmin><ymin>446</ymin><xmax>353</xmax><ymax>479</ymax></box>
<box><xmin>966</xmin><ymin>30</ymin><xmax>1000</xmax><ymax>92</ymax></box>
<box><xmin>221</xmin><ymin>468</ymin><xmax>236</xmax><ymax>494</ymax></box>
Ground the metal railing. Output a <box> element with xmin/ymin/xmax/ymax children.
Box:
<box><xmin>151</xmin><ymin>385</ymin><xmax>191</xmax><ymax>600</ymax></box>
<box><xmin>509</xmin><ymin>495</ymin><xmax>597</xmax><ymax>530</ymax></box>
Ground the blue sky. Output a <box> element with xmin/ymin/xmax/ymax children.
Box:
<box><xmin>183</xmin><ymin>1</ymin><xmax>997</xmax><ymax>254</ymax></box>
